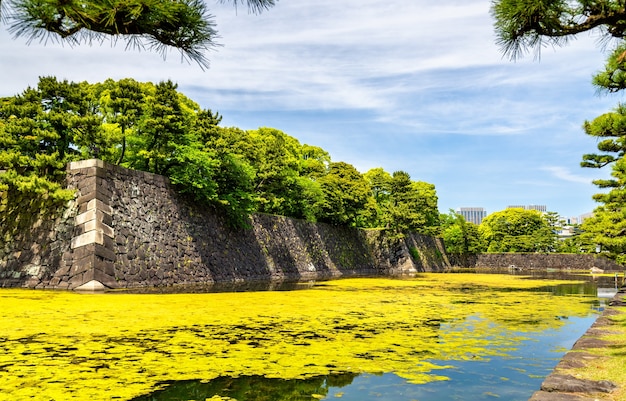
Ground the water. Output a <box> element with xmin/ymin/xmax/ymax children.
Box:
<box><xmin>0</xmin><ymin>274</ymin><xmax>607</xmax><ymax>401</ymax></box>
<box><xmin>132</xmin><ymin>312</ymin><xmax>598</xmax><ymax>401</ymax></box>
<box><xmin>129</xmin><ymin>276</ymin><xmax>605</xmax><ymax>401</ymax></box>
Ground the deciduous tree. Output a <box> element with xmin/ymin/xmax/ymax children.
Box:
<box><xmin>440</xmin><ymin>210</ymin><xmax>484</xmax><ymax>254</ymax></box>
<box><xmin>318</xmin><ymin>162</ymin><xmax>371</xmax><ymax>226</ymax></box>
<box><xmin>479</xmin><ymin>208</ymin><xmax>556</xmax><ymax>253</ymax></box>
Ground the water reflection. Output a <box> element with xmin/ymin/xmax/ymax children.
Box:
<box><xmin>132</xmin><ymin>311</ymin><xmax>602</xmax><ymax>401</ymax></box>
<box><xmin>132</xmin><ymin>373</ymin><xmax>359</xmax><ymax>401</ymax></box>
<box><xmin>129</xmin><ymin>278</ymin><xmax>607</xmax><ymax>401</ymax></box>
<box><xmin>0</xmin><ymin>274</ymin><xmax>610</xmax><ymax>401</ymax></box>
<box><xmin>113</xmin><ymin>280</ymin><xmax>318</xmax><ymax>294</ymax></box>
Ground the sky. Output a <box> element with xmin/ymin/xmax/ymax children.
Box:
<box><xmin>1</xmin><ymin>0</ymin><xmax>624</xmax><ymax>220</ymax></box>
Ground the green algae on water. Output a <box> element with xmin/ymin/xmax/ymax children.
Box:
<box><xmin>0</xmin><ymin>274</ymin><xmax>596</xmax><ymax>400</ymax></box>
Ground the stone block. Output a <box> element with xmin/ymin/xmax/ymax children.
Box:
<box><xmin>67</xmin><ymin>272</ymin><xmax>85</xmax><ymax>289</ymax></box>
<box><xmin>68</xmin><ymin>159</ymin><xmax>105</xmax><ymax>171</ymax></box>
<box><xmin>94</xmin><ymin>259</ymin><xmax>115</xmax><ymax>277</ymax></box>
<box><xmin>75</xmin><ymin>209</ymin><xmax>97</xmax><ymax>225</ymax></box>
<box><xmin>76</xmin><ymin>191</ymin><xmax>96</xmax><ymax>205</ymax></box>
<box><xmin>77</xmin><ymin>176</ymin><xmax>97</xmax><ymax>190</ymax></box>
<box><xmin>103</xmin><ymin>235</ymin><xmax>115</xmax><ymax>250</ymax></box>
<box><xmin>78</xmin><ymin>183</ymin><xmax>97</xmax><ymax>197</ymax></box>
<box><xmin>83</xmin><ymin>220</ymin><xmax>114</xmax><ymax>239</ymax></box>
<box><xmin>52</xmin><ymin>266</ymin><xmax>70</xmax><ymax>278</ymax></box>
<box><xmin>72</xmin><ymin>244</ymin><xmax>95</xmax><ymax>260</ymax></box>
<box><xmin>86</xmin><ymin>198</ymin><xmax>113</xmax><ymax>215</ymax></box>
<box><xmin>93</xmin><ymin>244</ymin><xmax>116</xmax><ymax>262</ymax></box>
<box><xmin>82</xmin><ymin>268</ymin><xmax>107</xmax><ymax>284</ymax></box>
<box><xmin>71</xmin><ymin>230</ymin><xmax>104</xmax><ymax>249</ymax></box>
<box><xmin>56</xmin><ymin>281</ymin><xmax>71</xmax><ymax>290</ymax></box>
<box><xmin>74</xmin><ymin>280</ymin><xmax>106</xmax><ymax>291</ymax></box>
<box><xmin>95</xmin><ymin>187</ymin><xmax>112</xmax><ymax>201</ymax></box>
<box><xmin>70</xmin><ymin>256</ymin><xmax>93</xmax><ymax>276</ymax></box>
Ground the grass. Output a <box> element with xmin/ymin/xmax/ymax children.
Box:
<box><xmin>558</xmin><ymin>302</ymin><xmax>626</xmax><ymax>401</ymax></box>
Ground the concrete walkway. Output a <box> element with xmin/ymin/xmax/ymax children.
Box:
<box><xmin>528</xmin><ymin>286</ymin><xmax>626</xmax><ymax>401</ymax></box>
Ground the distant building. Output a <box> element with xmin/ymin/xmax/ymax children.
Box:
<box><xmin>456</xmin><ymin>207</ymin><xmax>487</xmax><ymax>225</ymax></box>
<box><xmin>507</xmin><ymin>204</ymin><xmax>548</xmax><ymax>212</ymax></box>
<box><xmin>579</xmin><ymin>212</ymin><xmax>594</xmax><ymax>223</ymax></box>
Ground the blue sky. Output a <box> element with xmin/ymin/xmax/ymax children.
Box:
<box><xmin>1</xmin><ymin>0</ymin><xmax>623</xmax><ymax>219</ymax></box>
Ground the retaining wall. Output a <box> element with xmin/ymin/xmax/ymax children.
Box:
<box><xmin>0</xmin><ymin>160</ymin><xmax>449</xmax><ymax>290</ymax></box>
<box><xmin>449</xmin><ymin>253</ymin><xmax>623</xmax><ymax>271</ymax></box>
<box><xmin>3</xmin><ymin>159</ymin><xmax>622</xmax><ymax>291</ymax></box>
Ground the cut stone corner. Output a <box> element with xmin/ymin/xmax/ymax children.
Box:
<box><xmin>74</xmin><ymin>280</ymin><xmax>108</xmax><ymax>292</ymax></box>
<box><xmin>68</xmin><ymin>159</ymin><xmax>106</xmax><ymax>171</ymax></box>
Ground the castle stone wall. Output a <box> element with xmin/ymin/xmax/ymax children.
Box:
<box><xmin>1</xmin><ymin>160</ymin><xmax>449</xmax><ymax>290</ymax></box>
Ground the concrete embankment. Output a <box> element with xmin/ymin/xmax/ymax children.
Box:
<box><xmin>529</xmin><ymin>285</ymin><xmax>626</xmax><ymax>401</ymax></box>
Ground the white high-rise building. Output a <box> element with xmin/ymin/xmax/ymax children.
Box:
<box><xmin>455</xmin><ymin>207</ymin><xmax>487</xmax><ymax>225</ymax></box>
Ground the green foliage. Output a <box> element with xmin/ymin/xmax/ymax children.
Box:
<box><xmin>492</xmin><ymin>0</ymin><xmax>626</xmax><ymax>262</ymax></box>
<box><xmin>593</xmin><ymin>42</ymin><xmax>626</xmax><ymax>93</ymax></box>
<box><xmin>581</xmin><ymin>104</ymin><xmax>626</xmax><ymax>169</ymax></box>
<box><xmin>579</xmin><ymin>84</ymin><xmax>626</xmax><ymax>261</ymax></box>
<box><xmin>0</xmin><ymin>77</ymin><xmax>92</xmax><ymax>234</ymax></box>
<box><xmin>99</xmin><ymin>78</ymin><xmax>145</xmax><ymax>165</ymax></box>
<box><xmin>364</xmin><ymin>167</ymin><xmax>392</xmax><ymax>204</ymax></box>
<box><xmin>479</xmin><ymin>208</ymin><xmax>556</xmax><ymax>253</ymax></box>
<box><xmin>385</xmin><ymin>171</ymin><xmax>440</xmax><ymax>236</ymax></box>
<box><xmin>247</xmin><ymin>127</ymin><xmax>307</xmax><ymax>217</ymax></box>
<box><xmin>2</xmin><ymin>0</ymin><xmax>276</xmax><ymax>68</ymax></box>
<box><xmin>578</xmin><ymin>159</ymin><xmax>626</xmax><ymax>260</ymax></box>
<box><xmin>300</xmin><ymin>144</ymin><xmax>330</xmax><ymax>179</ymax></box>
<box><xmin>318</xmin><ymin>162</ymin><xmax>371</xmax><ymax>226</ymax></box>
<box><xmin>125</xmin><ymin>80</ymin><xmax>189</xmax><ymax>175</ymax></box>
<box><xmin>210</xmin><ymin>153</ymin><xmax>257</xmax><ymax>228</ymax></box>
<box><xmin>408</xmin><ymin>246</ymin><xmax>421</xmax><ymax>261</ymax></box>
<box><xmin>359</xmin><ymin>168</ymin><xmax>441</xmax><ymax>235</ymax></box>
<box><xmin>439</xmin><ymin>210</ymin><xmax>484</xmax><ymax>254</ymax></box>
<box><xmin>1</xmin><ymin>77</ymin><xmax>444</xmax><ymax>233</ymax></box>
<box><xmin>492</xmin><ymin>0</ymin><xmax>626</xmax><ymax>60</ymax></box>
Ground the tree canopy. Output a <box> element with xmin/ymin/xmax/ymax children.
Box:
<box><xmin>0</xmin><ymin>0</ymin><xmax>276</xmax><ymax>68</ymax></box>
<box><xmin>1</xmin><ymin>76</ymin><xmax>442</xmax><ymax>233</ymax></box>
<box><xmin>440</xmin><ymin>210</ymin><xmax>483</xmax><ymax>255</ymax></box>
<box><xmin>479</xmin><ymin>208</ymin><xmax>556</xmax><ymax>253</ymax></box>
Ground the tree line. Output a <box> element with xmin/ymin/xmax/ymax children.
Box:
<box><xmin>0</xmin><ymin>77</ymin><xmax>441</xmax><ymax>233</ymax></box>
<box><xmin>0</xmin><ymin>77</ymin><xmax>601</xmax><ymax>256</ymax></box>
<box><xmin>1</xmin><ymin>1</ymin><xmax>617</xmax><ymax>259</ymax></box>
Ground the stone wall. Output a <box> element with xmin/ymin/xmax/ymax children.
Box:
<box><xmin>0</xmin><ymin>173</ymin><xmax>77</xmax><ymax>289</ymax></box>
<box><xmin>449</xmin><ymin>253</ymin><xmax>624</xmax><ymax>271</ymax></box>
<box><xmin>0</xmin><ymin>160</ymin><xmax>449</xmax><ymax>290</ymax></box>
<box><xmin>7</xmin><ymin>159</ymin><xmax>618</xmax><ymax>291</ymax></box>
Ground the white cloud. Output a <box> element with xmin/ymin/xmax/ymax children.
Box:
<box><xmin>541</xmin><ymin>166</ymin><xmax>595</xmax><ymax>184</ymax></box>
<box><xmin>0</xmin><ymin>0</ymin><xmax>617</xmax><ymax>217</ymax></box>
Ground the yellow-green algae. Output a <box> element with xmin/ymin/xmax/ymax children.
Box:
<box><xmin>0</xmin><ymin>274</ymin><xmax>597</xmax><ymax>400</ymax></box>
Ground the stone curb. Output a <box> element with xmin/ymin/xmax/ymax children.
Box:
<box><xmin>528</xmin><ymin>286</ymin><xmax>626</xmax><ymax>401</ymax></box>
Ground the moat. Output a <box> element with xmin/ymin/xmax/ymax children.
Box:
<box><xmin>0</xmin><ymin>273</ymin><xmax>612</xmax><ymax>400</ymax></box>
